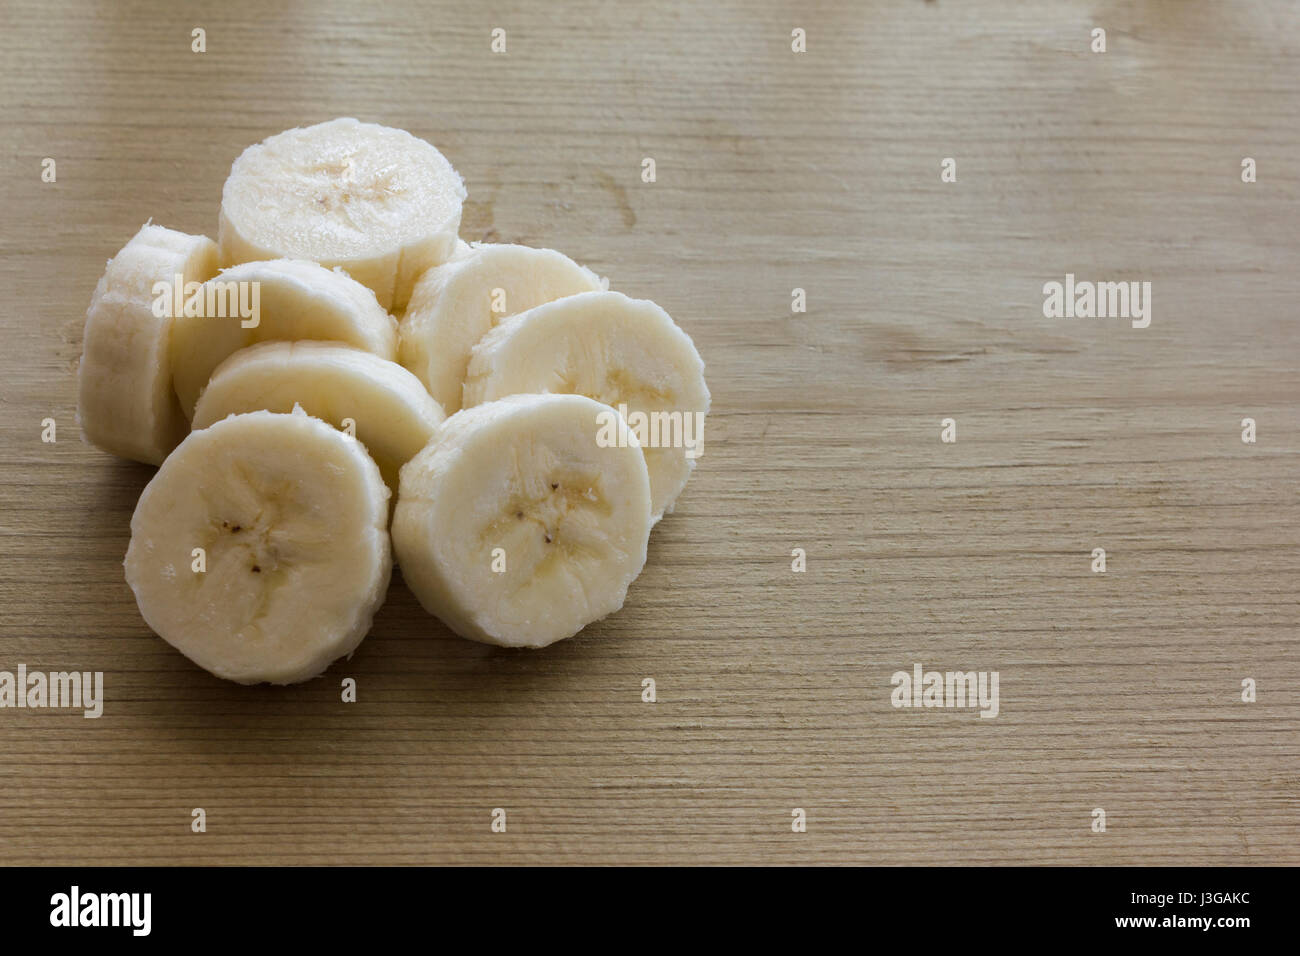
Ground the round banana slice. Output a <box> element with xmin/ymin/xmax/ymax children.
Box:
<box><xmin>392</xmin><ymin>394</ymin><xmax>652</xmax><ymax>649</ymax></box>
<box><xmin>397</xmin><ymin>242</ymin><xmax>603</xmax><ymax>413</ymax></box>
<box><xmin>218</xmin><ymin>117</ymin><xmax>466</xmax><ymax>311</ymax></box>
<box><xmin>192</xmin><ymin>341</ymin><xmax>445</xmax><ymax>489</ymax></box>
<box><xmin>125</xmin><ymin>409</ymin><xmax>392</xmax><ymax>684</ymax></box>
<box><xmin>78</xmin><ymin>224</ymin><xmax>219</xmax><ymax>464</ymax></box>
<box><xmin>170</xmin><ymin>258</ymin><xmax>397</xmax><ymax>418</ymax></box>
<box><xmin>463</xmin><ymin>290</ymin><xmax>710</xmax><ymax>521</ymax></box>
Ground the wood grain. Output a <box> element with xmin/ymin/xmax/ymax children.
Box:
<box><xmin>0</xmin><ymin>0</ymin><xmax>1296</xmax><ymax>865</ymax></box>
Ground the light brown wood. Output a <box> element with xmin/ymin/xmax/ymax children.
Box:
<box><xmin>1</xmin><ymin>0</ymin><xmax>1296</xmax><ymax>865</ymax></box>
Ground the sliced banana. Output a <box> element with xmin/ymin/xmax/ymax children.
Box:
<box><xmin>192</xmin><ymin>341</ymin><xmax>444</xmax><ymax>489</ymax></box>
<box><xmin>78</xmin><ymin>224</ymin><xmax>219</xmax><ymax>464</ymax></box>
<box><xmin>219</xmin><ymin>117</ymin><xmax>466</xmax><ymax>311</ymax></box>
<box><xmin>124</xmin><ymin>409</ymin><xmax>392</xmax><ymax>684</ymax></box>
<box><xmin>170</xmin><ymin>258</ymin><xmax>397</xmax><ymax>418</ymax></box>
<box><xmin>464</xmin><ymin>290</ymin><xmax>710</xmax><ymax>521</ymax></box>
<box><xmin>397</xmin><ymin>242</ymin><xmax>603</xmax><ymax>413</ymax></box>
<box><xmin>392</xmin><ymin>394</ymin><xmax>652</xmax><ymax>649</ymax></box>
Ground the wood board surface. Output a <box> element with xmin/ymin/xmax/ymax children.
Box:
<box><xmin>0</xmin><ymin>0</ymin><xmax>1296</xmax><ymax>865</ymax></box>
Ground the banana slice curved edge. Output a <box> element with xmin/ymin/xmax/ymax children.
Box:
<box><xmin>170</xmin><ymin>257</ymin><xmax>397</xmax><ymax>418</ymax></box>
<box><xmin>192</xmin><ymin>340</ymin><xmax>444</xmax><ymax>489</ymax></box>
<box><xmin>78</xmin><ymin>224</ymin><xmax>219</xmax><ymax>464</ymax></box>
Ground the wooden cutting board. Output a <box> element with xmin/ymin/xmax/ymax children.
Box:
<box><xmin>1</xmin><ymin>0</ymin><xmax>1296</xmax><ymax>865</ymax></box>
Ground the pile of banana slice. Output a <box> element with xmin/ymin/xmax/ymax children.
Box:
<box><xmin>77</xmin><ymin>118</ymin><xmax>710</xmax><ymax>684</ymax></box>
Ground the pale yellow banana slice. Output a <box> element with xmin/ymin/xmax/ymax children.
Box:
<box><xmin>464</xmin><ymin>290</ymin><xmax>710</xmax><ymax>521</ymax></box>
<box><xmin>169</xmin><ymin>258</ymin><xmax>396</xmax><ymax>418</ymax></box>
<box><xmin>218</xmin><ymin>117</ymin><xmax>466</xmax><ymax>311</ymax></box>
<box><xmin>78</xmin><ymin>224</ymin><xmax>219</xmax><ymax>464</ymax></box>
<box><xmin>191</xmin><ymin>341</ymin><xmax>444</xmax><ymax>489</ymax></box>
<box><xmin>392</xmin><ymin>394</ymin><xmax>652</xmax><ymax>648</ymax></box>
<box><xmin>124</xmin><ymin>409</ymin><xmax>392</xmax><ymax>684</ymax></box>
<box><xmin>397</xmin><ymin>242</ymin><xmax>603</xmax><ymax>413</ymax></box>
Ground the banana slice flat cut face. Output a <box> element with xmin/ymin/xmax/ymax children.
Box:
<box><xmin>192</xmin><ymin>341</ymin><xmax>444</xmax><ymax>489</ymax></box>
<box><xmin>125</xmin><ymin>410</ymin><xmax>392</xmax><ymax>684</ymax></box>
<box><xmin>170</xmin><ymin>258</ymin><xmax>397</xmax><ymax>418</ymax></box>
<box><xmin>398</xmin><ymin>242</ymin><xmax>603</xmax><ymax>414</ymax></box>
<box><xmin>393</xmin><ymin>394</ymin><xmax>652</xmax><ymax>649</ymax></box>
<box><xmin>219</xmin><ymin>117</ymin><xmax>466</xmax><ymax>312</ymax></box>
<box><xmin>78</xmin><ymin>224</ymin><xmax>219</xmax><ymax>464</ymax></box>
<box><xmin>464</xmin><ymin>290</ymin><xmax>710</xmax><ymax>521</ymax></box>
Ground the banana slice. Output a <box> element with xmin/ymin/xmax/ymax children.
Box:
<box><xmin>464</xmin><ymin>290</ymin><xmax>710</xmax><ymax>521</ymax></box>
<box><xmin>397</xmin><ymin>242</ymin><xmax>603</xmax><ymax>413</ymax></box>
<box><xmin>170</xmin><ymin>258</ymin><xmax>397</xmax><ymax>418</ymax></box>
<box><xmin>124</xmin><ymin>409</ymin><xmax>392</xmax><ymax>684</ymax></box>
<box><xmin>78</xmin><ymin>224</ymin><xmax>219</xmax><ymax>464</ymax></box>
<box><xmin>392</xmin><ymin>394</ymin><xmax>652</xmax><ymax>649</ymax></box>
<box><xmin>219</xmin><ymin>117</ymin><xmax>466</xmax><ymax>311</ymax></box>
<box><xmin>192</xmin><ymin>341</ymin><xmax>445</xmax><ymax>489</ymax></box>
